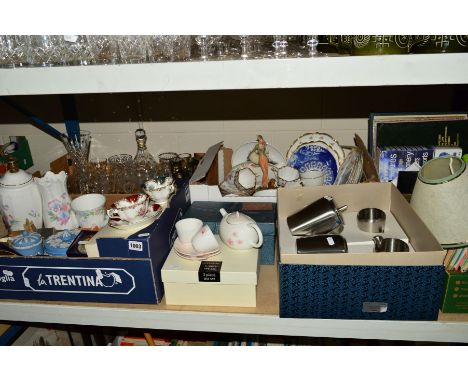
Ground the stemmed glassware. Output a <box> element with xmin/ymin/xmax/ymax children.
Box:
<box><xmin>272</xmin><ymin>35</ymin><xmax>288</xmax><ymax>58</ymax></box>
<box><xmin>195</xmin><ymin>35</ymin><xmax>220</xmax><ymax>61</ymax></box>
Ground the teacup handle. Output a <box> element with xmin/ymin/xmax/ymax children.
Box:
<box><xmin>249</xmin><ymin>223</ymin><xmax>263</xmax><ymax>248</ymax></box>
<box><xmin>107</xmin><ymin>208</ymin><xmax>119</xmax><ymax>219</ymax></box>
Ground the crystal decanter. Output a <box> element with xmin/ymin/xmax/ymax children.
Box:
<box><xmin>134</xmin><ymin>127</ymin><xmax>157</xmax><ymax>189</ymax></box>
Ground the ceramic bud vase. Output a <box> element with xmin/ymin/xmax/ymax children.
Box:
<box><xmin>35</xmin><ymin>171</ymin><xmax>78</xmax><ymax>230</ymax></box>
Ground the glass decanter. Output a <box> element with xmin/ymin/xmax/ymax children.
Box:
<box><xmin>134</xmin><ymin>127</ymin><xmax>157</xmax><ymax>189</ymax></box>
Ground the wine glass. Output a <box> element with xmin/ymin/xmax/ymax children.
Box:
<box><xmin>305</xmin><ymin>35</ymin><xmax>326</xmax><ymax>57</ymax></box>
<box><xmin>272</xmin><ymin>35</ymin><xmax>288</xmax><ymax>58</ymax></box>
<box><xmin>194</xmin><ymin>35</ymin><xmax>220</xmax><ymax>61</ymax></box>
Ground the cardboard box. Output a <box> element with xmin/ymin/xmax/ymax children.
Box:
<box><xmin>441</xmin><ymin>271</ymin><xmax>468</xmax><ymax>313</ymax></box>
<box><xmin>278</xmin><ymin>183</ymin><xmax>446</xmax><ymax>320</ymax></box>
<box><xmin>189</xmin><ymin>142</ymin><xmax>277</xmax><ymax>203</ymax></box>
<box><xmin>182</xmin><ymin>201</ymin><xmax>277</xmax><ymax>265</ymax></box>
<box><xmin>0</xmin><ymin>181</ymin><xmax>191</xmax><ymax>304</ymax></box>
<box><xmin>161</xmin><ymin>240</ymin><xmax>259</xmax><ymax>307</ymax></box>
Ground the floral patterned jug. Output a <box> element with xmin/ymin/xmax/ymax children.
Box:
<box><xmin>35</xmin><ymin>171</ymin><xmax>78</xmax><ymax>230</ymax></box>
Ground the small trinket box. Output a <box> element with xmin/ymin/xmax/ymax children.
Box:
<box><xmin>44</xmin><ymin>229</ymin><xmax>80</xmax><ymax>257</ymax></box>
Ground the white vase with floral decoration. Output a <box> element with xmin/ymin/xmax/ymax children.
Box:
<box><xmin>35</xmin><ymin>171</ymin><xmax>78</xmax><ymax>229</ymax></box>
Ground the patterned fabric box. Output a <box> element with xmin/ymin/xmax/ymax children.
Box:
<box><xmin>277</xmin><ymin>183</ymin><xmax>446</xmax><ymax>321</ymax></box>
<box><xmin>279</xmin><ymin>264</ymin><xmax>445</xmax><ymax>320</ymax></box>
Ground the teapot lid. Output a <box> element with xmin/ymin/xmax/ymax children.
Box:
<box><xmin>0</xmin><ymin>157</ymin><xmax>33</xmax><ymax>188</ymax></box>
<box><xmin>226</xmin><ymin>211</ymin><xmax>254</xmax><ymax>225</ymax></box>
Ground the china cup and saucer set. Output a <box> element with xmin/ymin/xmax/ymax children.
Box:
<box><xmin>107</xmin><ymin>177</ymin><xmax>176</xmax><ymax>230</ymax></box>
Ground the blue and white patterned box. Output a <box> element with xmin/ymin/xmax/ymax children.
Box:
<box><xmin>277</xmin><ymin>183</ymin><xmax>446</xmax><ymax>321</ymax></box>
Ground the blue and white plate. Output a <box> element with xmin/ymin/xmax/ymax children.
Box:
<box><xmin>287</xmin><ymin>145</ymin><xmax>338</xmax><ymax>185</ymax></box>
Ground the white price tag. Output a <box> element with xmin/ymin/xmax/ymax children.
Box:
<box><xmin>128</xmin><ymin>241</ymin><xmax>143</xmax><ymax>252</ymax></box>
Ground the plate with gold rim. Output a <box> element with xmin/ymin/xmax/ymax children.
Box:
<box><xmin>286</xmin><ymin>132</ymin><xmax>345</xmax><ymax>166</ymax></box>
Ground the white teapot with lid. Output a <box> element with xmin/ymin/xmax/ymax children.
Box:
<box><xmin>0</xmin><ymin>156</ymin><xmax>43</xmax><ymax>231</ymax></box>
<box><xmin>219</xmin><ymin>208</ymin><xmax>263</xmax><ymax>250</ymax></box>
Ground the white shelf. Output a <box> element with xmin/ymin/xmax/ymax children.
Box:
<box><xmin>1</xmin><ymin>266</ymin><xmax>467</xmax><ymax>343</ymax></box>
<box><xmin>1</xmin><ymin>300</ymin><xmax>468</xmax><ymax>343</ymax></box>
<box><xmin>1</xmin><ymin>54</ymin><xmax>468</xmax><ymax>95</ymax></box>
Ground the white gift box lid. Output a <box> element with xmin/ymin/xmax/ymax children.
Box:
<box><xmin>162</xmin><ymin>237</ymin><xmax>259</xmax><ymax>285</ymax></box>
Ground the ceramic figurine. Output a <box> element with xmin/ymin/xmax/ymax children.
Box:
<box><xmin>0</xmin><ymin>156</ymin><xmax>43</xmax><ymax>231</ymax></box>
<box><xmin>35</xmin><ymin>171</ymin><xmax>79</xmax><ymax>230</ymax></box>
<box><xmin>248</xmin><ymin>135</ymin><xmax>270</xmax><ymax>188</ymax></box>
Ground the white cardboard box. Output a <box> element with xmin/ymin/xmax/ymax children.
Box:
<box><xmin>161</xmin><ymin>238</ymin><xmax>259</xmax><ymax>307</ymax></box>
<box><xmin>278</xmin><ymin>183</ymin><xmax>445</xmax><ymax>266</ymax></box>
<box><xmin>189</xmin><ymin>141</ymin><xmax>277</xmax><ymax>203</ymax></box>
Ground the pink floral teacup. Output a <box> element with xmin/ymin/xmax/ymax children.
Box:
<box><xmin>107</xmin><ymin>194</ymin><xmax>149</xmax><ymax>223</ymax></box>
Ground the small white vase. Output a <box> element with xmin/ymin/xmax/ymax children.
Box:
<box><xmin>35</xmin><ymin>171</ymin><xmax>78</xmax><ymax>230</ymax></box>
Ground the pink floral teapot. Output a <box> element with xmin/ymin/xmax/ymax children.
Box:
<box><xmin>219</xmin><ymin>208</ymin><xmax>263</xmax><ymax>250</ymax></box>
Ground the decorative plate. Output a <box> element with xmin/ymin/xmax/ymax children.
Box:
<box><xmin>109</xmin><ymin>203</ymin><xmax>163</xmax><ymax>230</ymax></box>
<box><xmin>286</xmin><ymin>132</ymin><xmax>345</xmax><ymax>166</ymax></box>
<box><xmin>232</xmin><ymin>141</ymin><xmax>286</xmax><ymax>167</ymax></box>
<box><xmin>287</xmin><ymin>145</ymin><xmax>338</xmax><ymax>185</ymax></box>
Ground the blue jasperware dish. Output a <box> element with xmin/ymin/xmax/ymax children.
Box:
<box><xmin>44</xmin><ymin>229</ymin><xmax>80</xmax><ymax>257</ymax></box>
<box><xmin>11</xmin><ymin>231</ymin><xmax>43</xmax><ymax>257</ymax></box>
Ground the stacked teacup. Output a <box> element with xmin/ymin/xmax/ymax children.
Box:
<box><xmin>174</xmin><ymin>218</ymin><xmax>220</xmax><ymax>260</ymax></box>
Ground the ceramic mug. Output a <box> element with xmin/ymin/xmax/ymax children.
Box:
<box><xmin>300</xmin><ymin>170</ymin><xmax>325</xmax><ymax>186</ymax></box>
<box><xmin>144</xmin><ymin>177</ymin><xmax>175</xmax><ymax>204</ymax></box>
<box><xmin>71</xmin><ymin>193</ymin><xmax>107</xmax><ymax>228</ymax></box>
<box><xmin>277</xmin><ymin>166</ymin><xmax>300</xmax><ymax>188</ymax></box>
<box><xmin>107</xmin><ymin>194</ymin><xmax>149</xmax><ymax>222</ymax></box>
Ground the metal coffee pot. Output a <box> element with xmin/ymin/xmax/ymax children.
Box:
<box><xmin>287</xmin><ymin>195</ymin><xmax>347</xmax><ymax>236</ymax></box>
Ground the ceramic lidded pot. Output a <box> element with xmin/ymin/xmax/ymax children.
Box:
<box><xmin>11</xmin><ymin>230</ymin><xmax>43</xmax><ymax>256</ymax></box>
<box><xmin>44</xmin><ymin>229</ymin><xmax>80</xmax><ymax>257</ymax></box>
<box><xmin>35</xmin><ymin>171</ymin><xmax>78</xmax><ymax>230</ymax></box>
<box><xmin>0</xmin><ymin>156</ymin><xmax>43</xmax><ymax>231</ymax></box>
<box><xmin>219</xmin><ymin>208</ymin><xmax>263</xmax><ymax>250</ymax></box>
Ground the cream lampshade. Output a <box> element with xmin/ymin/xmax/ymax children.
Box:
<box><xmin>410</xmin><ymin>156</ymin><xmax>468</xmax><ymax>248</ymax></box>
